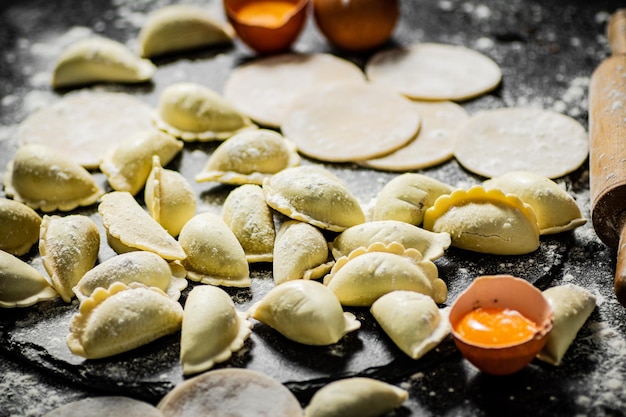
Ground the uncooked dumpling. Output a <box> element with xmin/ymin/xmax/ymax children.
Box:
<box><xmin>263</xmin><ymin>165</ymin><xmax>365</xmax><ymax>232</ymax></box>
<box><xmin>372</xmin><ymin>173</ymin><xmax>453</xmax><ymax>226</ymax></box>
<box><xmin>0</xmin><ymin>250</ymin><xmax>58</xmax><ymax>308</ymax></box>
<box><xmin>67</xmin><ymin>282</ymin><xmax>183</xmax><ymax>359</ymax></box>
<box><xmin>304</xmin><ymin>377</ymin><xmax>408</xmax><ymax>417</ymax></box>
<box><xmin>423</xmin><ymin>186</ymin><xmax>540</xmax><ymax>255</ymax></box>
<box><xmin>178</xmin><ymin>212</ymin><xmax>250</xmax><ymax>287</ymax></box>
<box><xmin>51</xmin><ymin>37</ymin><xmax>156</xmax><ymax>88</ymax></box>
<box><xmin>100</xmin><ymin>129</ymin><xmax>183</xmax><ymax>195</ymax></box>
<box><xmin>154</xmin><ymin>82</ymin><xmax>256</xmax><ymax>141</ymax></box>
<box><xmin>99</xmin><ymin>191</ymin><xmax>187</xmax><ymax>261</ymax></box>
<box><xmin>138</xmin><ymin>4</ymin><xmax>233</xmax><ymax>58</ymax></box>
<box><xmin>249</xmin><ymin>279</ymin><xmax>360</xmax><ymax>345</ymax></box>
<box><xmin>370</xmin><ymin>290</ymin><xmax>450</xmax><ymax>359</ymax></box>
<box><xmin>145</xmin><ymin>156</ymin><xmax>197</xmax><ymax>237</ymax></box>
<box><xmin>3</xmin><ymin>144</ymin><xmax>104</xmax><ymax>212</ymax></box>
<box><xmin>483</xmin><ymin>171</ymin><xmax>587</xmax><ymax>234</ymax></box>
<box><xmin>273</xmin><ymin>220</ymin><xmax>333</xmax><ymax>285</ymax></box>
<box><xmin>324</xmin><ymin>242</ymin><xmax>447</xmax><ymax>306</ymax></box>
<box><xmin>222</xmin><ymin>184</ymin><xmax>275</xmax><ymax>263</ymax></box>
<box><xmin>0</xmin><ymin>198</ymin><xmax>41</xmax><ymax>256</ymax></box>
<box><xmin>329</xmin><ymin>220</ymin><xmax>451</xmax><ymax>261</ymax></box>
<box><xmin>40</xmin><ymin>215</ymin><xmax>100</xmax><ymax>303</ymax></box>
<box><xmin>195</xmin><ymin>129</ymin><xmax>300</xmax><ymax>185</ymax></box>
<box><xmin>180</xmin><ymin>285</ymin><xmax>251</xmax><ymax>375</ymax></box>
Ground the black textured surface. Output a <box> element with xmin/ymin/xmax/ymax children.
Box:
<box><xmin>2</xmin><ymin>0</ymin><xmax>626</xmax><ymax>416</ymax></box>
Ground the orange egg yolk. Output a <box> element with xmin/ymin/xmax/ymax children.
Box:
<box><xmin>236</xmin><ymin>1</ymin><xmax>297</xmax><ymax>28</ymax></box>
<box><xmin>455</xmin><ymin>307</ymin><xmax>538</xmax><ymax>346</ymax></box>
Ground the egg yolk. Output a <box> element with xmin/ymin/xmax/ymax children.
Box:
<box><xmin>455</xmin><ymin>307</ymin><xmax>538</xmax><ymax>346</ymax></box>
<box><xmin>236</xmin><ymin>1</ymin><xmax>297</xmax><ymax>28</ymax></box>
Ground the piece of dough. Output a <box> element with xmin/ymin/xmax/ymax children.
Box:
<box><xmin>17</xmin><ymin>92</ymin><xmax>155</xmax><ymax>168</ymax></box>
<box><xmin>361</xmin><ymin>100</ymin><xmax>468</xmax><ymax>171</ymax></box>
<box><xmin>366</xmin><ymin>42</ymin><xmax>502</xmax><ymax>101</ymax></box>
<box><xmin>281</xmin><ymin>82</ymin><xmax>420</xmax><ymax>162</ymax></box>
<box><xmin>42</xmin><ymin>397</ymin><xmax>164</xmax><ymax>417</ymax></box>
<box><xmin>223</xmin><ymin>53</ymin><xmax>366</xmax><ymax>128</ymax></box>
<box><xmin>454</xmin><ymin>107</ymin><xmax>589</xmax><ymax>179</ymax></box>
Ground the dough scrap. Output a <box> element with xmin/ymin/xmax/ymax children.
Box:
<box><xmin>224</xmin><ymin>53</ymin><xmax>366</xmax><ymax>128</ymax></box>
<box><xmin>281</xmin><ymin>82</ymin><xmax>420</xmax><ymax>162</ymax></box>
<box><xmin>366</xmin><ymin>42</ymin><xmax>502</xmax><ymax>101</ymax></box>
<box><xmin>361</xmin><ymin>100</ymin><xmax>468</xmax><ymax>171</ymax></box>
<box><xmin>454</xmin><ymin>107</ymin><xmax>589</xmax><ymax>179</ymax></box>
<box><xmin>17</xmin><ymin>91</ymin><xmax>155</xmax><ymax>168</ymax></box>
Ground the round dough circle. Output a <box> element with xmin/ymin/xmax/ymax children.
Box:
<box><xmin>17</xmin><ymin>92</ymin><xmax>155</xmax><ymax>169</ymax></box>
<box><xmin>223</xmin><ymin>53</ymin><xmax>366</xmax><ymax>128</ymax></box>
<box><xmin>454</xmin><ymin>107</ymin><xmax>589</xmax><ymax>178</ymax></box>
<box><xmin>361</xmin><ymin>100</ymin><xmax>468</xmax><ymax>171</ymax></box>
<box><xmin>366</xmin><ymin>42</ymin><xmax>502</xmax><ymax>101</ymax></box>
<box><xmin>43</xmin><ymin>396</ymin><xmax>164</xmax><ymax>417</ymax></box>
<box><xmin>157</xmin><ymin>368</ymin><xmax>303</xmax><ymax>417</ymax></box>
<box><xmin>281</xmin><ymin>82</ymin><xmax>421</xmax><ymax>163</ymax></box>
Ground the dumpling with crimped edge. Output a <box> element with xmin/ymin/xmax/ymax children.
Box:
<box><xmin>371</xmin><ymin>290</ymin><xmax>450</xmax><ymax>360</ymax></box>
<box><xmin>304</xmin><ymin>377</ymin><xmax>408</xmax><ymax>417</ymax></box>
<box><xmin>180</xmin><ymin>285</ymin><xmax>251</xmax><ymax>375</ymax></box>
<box><xmin>537</xmin><ymin>284</ymin><xmax>596</xmax><ymax>366</ymax></box>
<box><xmin>100</xmin><ymin>129</ymin><xmax>183</xmax><ymax>195</ymax></box>
<box><xmin>73</xmin><ymin>251</ymin><xmax>188</xmax><ymax>302</ymax></box>
<box><xmin>0</xmin><ymin>250</ymin><xmax>58</xmax><ymax>308</ymax></box>
<box><xmin>423</xmin><ymin>185</ymin><xmax>540</xmax><ymax>255</ymax></box>
<box><xmin>145</xmin><ymin>155</ymin><xmax>196</xmax><ymax>237</ymax></box>
<box><xmin>0</xmin><ymin>198</ymin><xmax>41</xmax><ymax>256</ymax></box>
<box><xmin>273</xmin><ymin>220</ymin><xmax>333</xmax><ymax>285</ymax></box>
<box><xmin>263</xmin><ymin>165</ymin><xmax>366</xmax><ymax>232</ymax></box>
<box><xmin>483</xmin><ymin>171</ymin><xmax>587</xmax><ymax>235</ymax></box>
<box><xmin>139</xmin><ymin>4</ymin><xmax>233</xmax><ymax>58</ymax></box>
<box><xmin>3</xmin><ymin>144</ymin><xmax>104</xmax><ymax>212</ymax></box>
<box><xmin>67</xmin><ymin>282</ymin><xmax>183</xmax><ymax>359</ymax></box>
<box><xmin>372</xmin><ymin>173</ymin><xmax>453</xmax><ymax>226</ymax></box>
<box><xmin>249</xmin><ymin>279</ymin><xmax>360</xmax><ymax>346</ymax></box>
<box><xmin>329</xmin><ymin>220</ymin><xmax>451</xmax><ymax>261</ymax></box>
<box><xmin>40</xmin><ymin>215</ymin><xmax>100</xmax><ymax>303</ymax></box>
<box><xmin>99</xmin><ymin>191</ymin><xmax>187</xmax><ymax>261</ymax></box>
<box><xmin>195</xmin><ymin>129</ymin><xmax>300</xmax><ymax>185</ymax></box>
<box><xmin>51</xmin><ymin>37</ymin><xmax>156</xmax><ymax>89</ymax></box>
<box><xmin>324</xmin><ymin>242</ymin><xmax>448</xmax><ymax>306</ymax></box>
<box><xmin>153</xmin><ymin>82</ymin><xmax>256</xmax><ymax>142</ymax></box>
<box><xmin>179</xmin><ymin>212</ymin><xmax>250</xmax><ymax>287</ymax></box>
<box><xmin>222</xmin><ymin>184</ymin><xmax>275</xmax><ymax>263</ymax></box>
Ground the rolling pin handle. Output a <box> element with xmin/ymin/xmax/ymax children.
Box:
<box><xmin>615</xmin><ymin>220</ymin><xmax>626</xmax><ymax>307</ymax></box>
<box><xmin>608</xmin><ymin>8</ymin><xmax>626</xmax><ymax>56</ymax></box>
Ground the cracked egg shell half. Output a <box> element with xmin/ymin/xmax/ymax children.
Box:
<box><xmin>449</xmin><ymin>275</ymin><xmax>553</xmax><ymax>375</ymax></box>
<box><xmin>423</xmin><ymin>186</ymin><xmax>539</xmax><ymax>255</ymax></box>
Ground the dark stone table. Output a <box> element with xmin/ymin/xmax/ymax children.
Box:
<box><xmin>1</xmin><ymin>0</ymin><xmax>626</xmax><ymax>416</ymax></box>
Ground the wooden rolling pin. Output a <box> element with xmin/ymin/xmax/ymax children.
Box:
<box><xmin>590</xmin><ymin>8</ymin><xmax>626</xmax><ymax>306</ymax></box>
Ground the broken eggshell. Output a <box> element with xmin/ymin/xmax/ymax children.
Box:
<box><xmin>449</xmin><ymin>275</ymin><xmax>553</xmax><ymax>375</ymax></box>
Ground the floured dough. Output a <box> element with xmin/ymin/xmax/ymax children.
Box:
<box><xmin>281</xmin><ymin>82</ymin><xmax>420</xmax><ymax>162</ymax></box>
<box><xmin>0</xmin><ymin>198</ymin><xmax>41</xmax><ymax>256</ymax></box>
<box><xmin>42</xmin><ymin>396</ymin><xmax>164</xmax><ymax>417</ymax></box>
<box><xmin>366</xmin><ymin>42</ymin><xmax>502</xmax><ymax>101</ymax></box>
<box><xmin>362</xmin><ymin>100</ymin><xmax>468</xmax><ymax>171</ymax></box>
<box><xmin>223</xmin><ymin>53</ymin><xmax>366</xmax><ymax>128</ymax></box>
<box><xmin>454</xmin><ymin>107</ymin><xmax>589</xmax><ymax>178</ymax></box>
<box><xmin>17</xmin><ymin>92</ymin><xmax>155</xmax><ymax>168</ymax></box>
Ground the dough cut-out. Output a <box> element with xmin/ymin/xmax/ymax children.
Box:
<box><xmin>42</xmin><ymin>397</ymin><xmax>164</xmax><ymax>417</ymax></box>
<box><xmin>3</xmin><ymin>144</ymin><xmax>104</xmax><ymax>212</ymax></box>
<box><xmin>263</xmin><ymin>165</ymin><xmax>365</xmax><ymax>232</ymax></box>
<box><xmin>0</xmin><ymin>198</ymin><xmax>41</xmax><ymax>256</ymax></box>
<box><xmin>52</xmin><ymin>37</ymin><xmax>156</xmax><ymax>88</ymax></box>
<box><xmin>454</xmin><ymin>107</ymin><xmax>588</xmax><ymax>179</ymax></box>
<box><xmin>138</xmin><ymin>4</ymin><xmax>233</xmax><ymax>58</ymax></box>
<box><xmin>40</xmin><ymin>215</ymin><xmax>100</xmax><ymax>303</ymax></box>
<box><xmin>180</xmin><ymin>285</ymin><xmax>251</xmax><ymax>375</ymax></box>
<box><xmin>249</xmin><ymin>279</ymin><xmax>360</xmax><ymax>345</ymax></box>
<box><xmin>0</xmin><ymin>250</ymin><xmax>58</xmax><ymax>308</ymax></box>
<box><xmin>224</xmin><ymin>53</ymin><xmax>366</xmax><ymax>128</ymax></box>
<box><xmin>423</xmin><ymin>186</ymin><xmax>540</xmax><ymax>255</ymax></box>
<box><xmin>366</xmin><ymin>42</ymin><xmax>502</xmax><ymax>101</ymax></box>
<box><xmin>281</xmin><ymin>82</ymin><xmax>420</xmax><ymax>162</ymax></box>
